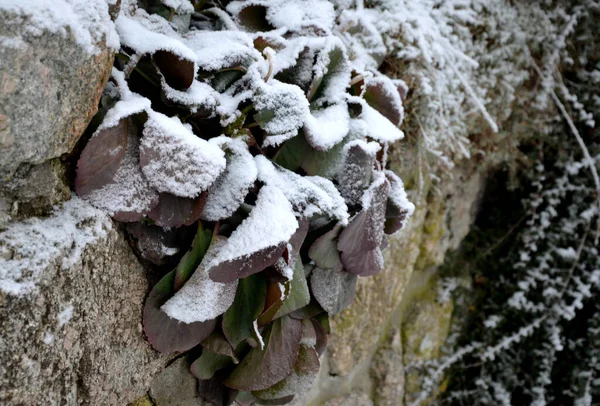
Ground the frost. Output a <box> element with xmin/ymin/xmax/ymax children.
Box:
<box><xmin>358</xmin><ymin>103</ymin><xmax>404</xmax><ymax>143</ymax></box>
<box><xmin>57</xmin><ymin>305</ymin><xmax>74</xmax><ymax>327</ymax></box>
<box><xmin>160</xmin><ymin>0</ymin><xmax>193</xmax><ymax>13</ymax></box>
<box><xmin>0</xmin><ymin>198</ymin><xmax>111</xmax><ymax>296</ymax></box>
<box><xmin>184</xmin><ymin>30</ymin><xmax>260</xmax><ymax>72</ymax></box>
<box><xmin>161</xmin><ymin>240</ymin><xmax>238</xmax><ymax>324</ymax></box>
<box><xmin>140</xmin><ymin>111</ymin><xmax>226</xmax><ymax>198</ymax></box>
<box><xmin>254</xmin><ymin>80</ymin><xmax>310</xmax><ymax>147</ymax></box>
<box><xmin>207</xmin><ymin>185</ymin><xmax>299</xmax><ymax>274</ymax></box>
<box><xmin>255</xmin><ymin>156</ymin><xmax>349</xmax><ymax>224</ymax></box>
<box><xmin>202</xmin><ymin>136</ymin><xmax>258</xmax><ymax>221</ymax></box>
<box><xmin>0</xmin><ymin>0</ymin><xmax>119</xmax><ymax>56</ymax></box>
<box><xmin>161</xmin><ymin>79</ymin><xmax>219</xmax><ymax>113</ymax></box>
<box><xmin>304</xmin><ymin>103</ymin><xmax>350</xmax><ymax>151</ymax></box>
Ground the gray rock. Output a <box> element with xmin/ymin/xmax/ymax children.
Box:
<box><xmin>323</xmin><ymin>392</ymin><xmax>374</xmax><ymax>406</ymax></box>
<box><xmin>0</xmin><ymin>201</ymin><xmax>170</xmax><ymax>405</ymax></box>
<box><xmin>149</xmin><ymin>358</ymin><xmax>205</xmax><ymax>406</ymax></box>
<box><xmin>0</xmin><ymin>7</ymin><xmax>114</xmax><ymax>176</ymax></box>
<box><xmin>370</xmin><ymin>330</ymin><xmax>405</xmax><ymax>406</ymax></box>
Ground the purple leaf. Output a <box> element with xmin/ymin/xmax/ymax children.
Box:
<box><xmin>336</xmin><ymin>140</ymin><xmax>379</xmax><ymax>206</ymax></box>
<box><xmin>337</xmin><ymin>174</ymin><xmax>389</xmax><ymax>276</ymax></box>
<box><xmin>202</xmin><ymin>331</ymin><xmax>239</xmax><ymax>363</ymax></box>
<box><xmin>208</xmin><ymin>185</ymin><xmax>299</xmax><ymax>283</ymax></box>
<box><xmin>126</xmin><ymin>222</ymin><xmax>180</xmax><ymax>265</ymax></box>
<box><xmin>311</xmin><ymin>319</ymin><xmax>328</xmax><ymax>357</ymax></box>
<box><xmin>383</xmin><ymin>170</ymin><xmax>415</xmax><ymax>235</ymax></box>
<box><xmin>224</xmin><ymin>316</ymin><xmax>303</xmax><ymax>391</ymax></box>
<box><xmin>154</xmin><ymin>50</ymin><xmax>195</xmax><ymax>91</ymax></box>
<box><xmin>310</xmin><ymin>266</ymin><xmax>357</xmax><ymax>315</ymax></box>
<box><xmin>258</xmin><ymin>281</ymin><xmax>289</xmax><ymax>327</ymax></box>
<box><xmin>143</xmin><ymin>270</ymin><xmax>217</xmax><ymax>353</ymax></box>
<box><xmin>252</xmin><ymin>345</ymin><xmax>320</xmax><ymax>401</ymax></box>
<box><xmin>363</xmin><ymin>75</ymin><xmax>404</xmax><ymax>126</ymax></box>
<box><xmin>75</xmin><ymin>118</ymin><xmax>128</xmax><ymax>197</ymax></box>
<box><xmin>148</xmin><ymin>193</ymin><xmax>206</xmax><ymax>228</ymax></box>
<box><xmin>197</xmin><ymin>372</ymin><xmax>239</xmax><ymax>406</ymax></box>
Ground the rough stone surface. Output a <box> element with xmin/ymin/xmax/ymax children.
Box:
<box><xmin>0</xmin><ymin>11</ymin><xmax>114</xmax><ymax>175</ymax></box>
<box><xmin>323</xmin><ymin>392</ymin><xmax>374</xmax><ymax>406</ymax></box>
<box><xmin>149</xmin><ymin>358</ymin><xmax>205</xmax><ymax>406</ymax></box>
<box><xmin>370</xmin><ymin>329</ymin><xmax>405</xmax><ymax>406</ymax></box>
<box><xmin>0</xmin><ymin>219</ymin><xmax>169</xmax><ymax>405</ymax></box>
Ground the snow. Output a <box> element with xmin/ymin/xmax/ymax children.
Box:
<box><xmin>0</xmin><ymin>197</ymin><xmax>111</xmax><ymax>296</ymax></box>
<box><xmin>98</xmin><ymin>93</ymin><xmax>151</xmax><ymax>130</ymax></box>
<box><xmin>254</xmin><ymin>80</ymin><xmax>310</xmax><ymax>147</ymax></box>
<box><xmin>255</xmin><ymin>156</ymin><xmax>349</xmax><ymax>224</ymax></box>
<box><xmin>265</xmin><ymin>0</ymin><xmax>336</xmax><ymax>34</ymax></box>
<box><xmin>184</xmin><ymin>30</ymin><xmax>260</xmax><ymax>72</ymax></box>
<box><xmin>115</xmin><ymin>12</ymin><xmax>196</xmax><ymax>62</ymax></box>
<box><xmin>160</xmin><ymin>78</ymin><xmax>219</xmax><ymax>113</ymax></box>
<box><xmin>253</xmin><ymin>319</ymin><xmax>265</xmax><ymax>350</ymax></box>
<box><xmin>160</xmin><ymin>0</ymin><xmax>194</xmax><ymax>13</ymax></box>
<box><xmin>304</xmin><ymin>104</ymin><xmax>350</xmax><ymax>151</ymax></box>
<box><xmin>0</xmin><ymin>35</ymin><xmax>28</xmax><ymax>50</ymax></box>
<box><xmin>84</xmin><ymin>133</ymin><xmax>159</xmax><ymax>218</ymax></box>
<box><xmin>207</xmin><ymin>185</ymin><xmax>299</xmax><ymax>269</ymax></box>
<box><xmin>0</xmin><ymin>0</ymin><xmax>119</xmax><ymax>56</ymax></box>
<box><xmin>202</xmin><ymin>137</ymin><xmax>258</xmax><ymax>221</ymax></box>
<box><xmin>57</xmin><ymin>305</ymin><xmax>74</xmax><ymax>327</ymax></box>
<box><xmin>161</xmin><ymin>240</ymin><xmax>238</xmax><ymax>324</ymax></box>
<box><xmin>140</xmin><ymin>111</ymin><xmax>226</xmax><ymax>198</ymax></box>
<box><xmin>359</xmin><ymin>103</ymin><xmax>405</xmax><ymax>143</ymax></box>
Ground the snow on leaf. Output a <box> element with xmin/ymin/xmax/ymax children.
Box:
<box><xmin>337</xmin><ymin>172</ymin><xmax>389</xmax><ymax>276</ymax></box>
<box><xmin>184</xmin><ymin>30</ymin><xmax>261</xmax><ymax>73</ymax></box>
<box><xmin>160</xmin><ymin>78</ymin><xmax>219</xmax><ymax>114</ymax></box>
<box><xmin>98</xmin><ymin>93</ymin><xmax>152</xmax><ymax>130</ymax></box>
<box><xmin>79</xmin><ymin>128</ymin><xmax>159</xmax><ymax>222</ymax></box>
<box><xmin>148</xmin><ymin>193</ymin><xmax>206</xmax><ymax>228</ymax></box>
<box><xmin>359</xmin><ymin>102</ymin><xmax>404</xmax><ymax>143</ymax></box>
<box><xmin>255</xmin><ymin>156</ymin><xmax>349</xmax><ymax>224</ymax></box>
<box><xmin>363</xmin><ymin>75</ymin><xmax>404</xmax><ymax>126</ymax></box>
<box><xmin>310</xmin><ymin>266</ymin><xmax>357</xmax><ymax>315</ymax></box>
<box><xmin>140</xmin><ymin>111</ymin><xmax>226</xmax><ymax>198</ymax></box>
<box><xmin>143</xmin><ymin>270</ymin><xmax>217</xmax><ymax>353</ymax></box>
<box><xmin>202</xmin><ymin>137</ymin><xmax>258</xmax><ymax>222</ymax></box>
<box><xmin>115</xmin><ymin>13</ymin><xmax>197</xmax><ymax>62</ymax></box>
<box><xmin>303</xmin><ymin>103</ymin><xmax>350</xmax><ymax>151</ymax></box>
<box><xmin>224</xmin><ymin>316</ymin><xmax>303</xmax><ymax>391</ymax></box>
<box><xmin>254</xmin><ymin>80</ymin><xmax>310</xmax><ymax>147</ymax></box>
<box><xmin>265</xmin><ymin>0</ymin><xmax>336</xmax><ymax>34</ymax></box>
<box><xmin>161</xmin><ymin>239</ymin><xmax>239</xmax><ymax>324</ymax></box>
<box><xmin>252</xmin><ymin>345</ymin><xmax>320</xmax><ymax>401</ymax></box>
<box><xmin>308</xmin><ymin>37</ymin><xmax>351</xmax><ymax>103</ymax></box>
<box><xmin>383</xmin><ymin>170</ymin><xmax>415</xmax><ymax>235</ymax></box>
<box><xmin>223</xmin><ymin>274</ymin><xmax>267</xmax><ymax>348</ymax></box>
<box><xmin>208</xmin><ymin>185</ymin><xmax>299</xmax><ymax>283</ymax></box>
<box><xmin>336</xmin><ymin>139</ymin><xmax>380</xmax><ymax>206</ymax></box>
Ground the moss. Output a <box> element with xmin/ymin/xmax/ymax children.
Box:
<box><xmin>127</xmin><ymin>394</ymin><xmax>155</xmax><ymax>406</ymax></box>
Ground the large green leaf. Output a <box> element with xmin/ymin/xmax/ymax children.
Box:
<box><xmin>191</xmin><ymin>349</ymin><xmax>233</xmax><ymax>380</ymax></box>
<box><xmin>274</xmin><ymin>257</ymin><xmax>310</xmax><ymax>319</ymax></box>
<box><xmin>224</xmin><ymin>316</ymin><xmax>303</xmax><ymax>391</ymax></box>
<box><xmin>174</xmin><ymin>222</ymin><xmax>213</xmax><ymax>291</ymax></box>
<box><xmin>222</xmin><ymin>274</ymin><xmax>267</xmax><ymax>348</ymax></box>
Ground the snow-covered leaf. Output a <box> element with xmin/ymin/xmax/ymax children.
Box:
<box><xmin>140</xmin><ymin>111</ymin><xmax>226</xmax><ymax>198</ymax></box>
<box><xmin>254</xmin><ymin>80</ymin><xmax>309</xmax><ymax>147</ymax></box>
<box><xmin>384</xmin><ymin>170</ymin><xmax>415</xmax><ymax>235</ymax></box>
<box><xmin>336</xmin><ymin>140</ymin><xmax>380</xmax><ymax>206</ymax></box>
<box><xmin>78</xmin><ymin>122</ymin><xmax>159</xmax><ymax>222</ymax></box>
<box><xmin>208</xmin><ymin>185</ymin><xmax>299</xmax><ymax>283</ymax></box>
<box><xmin>303</xmin><ymin>103</ymin><xmax>350</xmax><ymax>151</ymax></box>
<box><xmin>310</xmin><ymin>266</ymin><xmax>357</xmax><ymax>315</ymax></box>
<box><xmin>143</xmin><ymin>270</ymin><xmax>217</xmax><ymax>353</ymax></box>
<box><xmin>185</xmin><ymin>30</ymin><xmax>261</xmax><ymax>73</ymax></box>
<box><xmin>222</xmin><ymin>274</ymin><xmax>267</xmax><ymax>348</ymax></box>
<box><xmin>363</xmin><ymin>75</ymin><xmax>404</xmax><ymax>126</ymax></box>
<box><xmin>252</xmin><ymin>345</ymin><xmax>320</xmax><ymax>400</ymax></box>
<box><xmin>308</xmin><ymin>37</ymin><xmax>350</xmax><ymax>102</ymax></box>
<box><xmin>337</xmin><ymin>173</ymin><xmax>389</xmax><ymax>276</ymax></box>
<box><xmin>148</xmin><ymin>193</ymin><xmax>206</xmax><ymax>228</ymax></box>
<box><xmin>161</xmin><ymin>239</ymin><xmax>239</xmax><ymax>324</ymax></box>
<box><xmin>224</xmin><ymin>316</ymin><xmax>303</xmax><ymax>391</ymax></box>
<box><xmin>161</xmin><ymin>79</ymin><xmax>219</xmax><ymax>114</ymax></box>
<box><xmin>202</xmin><ymin>137</ymin><xmax>258</xmax><ymax>222</ymax></box>
<box><xmin>359</xmin><ymin>102</ymin><xmax>404</xmax><ymax>143</ymax></box>
<box><xmin>255</xmin><ymin>156</ymin><xmax>349</xmax><ymax>224</ymax></box>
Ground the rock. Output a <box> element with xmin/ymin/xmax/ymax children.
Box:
<box><xmin>370</xmin><ymin>329</ymin><xmax>405</xmax><ymax>406</ymax></box>
<box><xmin>0</xmin><ymin>3</ymin><xmax>116</xmax><ymax>176</ymax></box>
<box><xmin>0</xmin><ymin>198</ymin><xmax>170</xmax><ymax>405</ymax></box>
<box><xmin>149</xmin><ymin>358</ymin><xmax>205</xmax><ymax>406</ymax></box>
<box><xmin>323</xmin><ymin>392</ymin><xmax>374</xmax><ymax>406</ymax></box>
